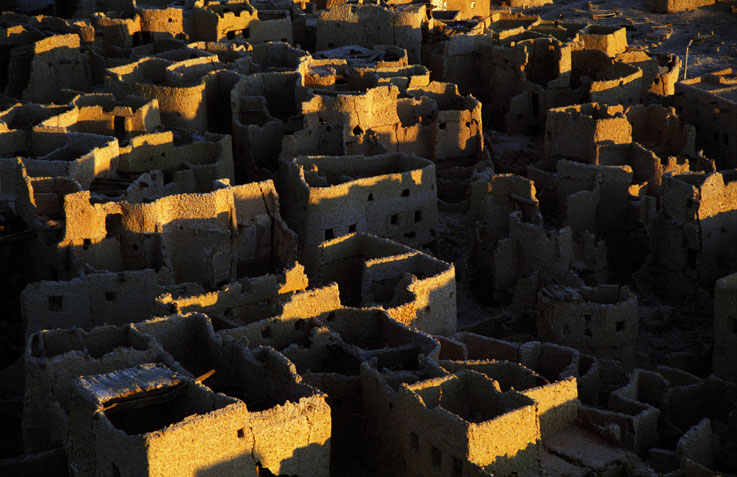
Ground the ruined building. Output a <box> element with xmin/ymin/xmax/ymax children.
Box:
<box><xmin>1</xmin><ymin>1</ymin><xmax>737</xmax><ymax>476</ymax></box>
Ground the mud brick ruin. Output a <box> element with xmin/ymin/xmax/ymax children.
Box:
<box><xmin>1</xmin><ymin>0</ymin><xmax>737</xmax><ymax>475</ymax></box>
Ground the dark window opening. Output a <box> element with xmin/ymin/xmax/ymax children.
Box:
<box><xmin>404</xmin><ymin>231</ymin><xmax>416</xmax><ymax>239</ymax></box>
<box><xmin>83</xmin><ymin>238</ymin><xmax>91</xmax><ymax>251</ymax></box>
<box><xmin>410</xmin><ymin>432</ymin><xmax>419</xmax><ymax>453</ymax></box>
<box><xmin>261</xmin><ymin>326</ymin><xmax>272</xmax><ymax>339</ymax></box>
<box><xmin>112</xmin><ymin>463</ymin><xmax>121</xmax><ymax>477</ymax></box>
<box><xmin>616</xmin><ymin>321</ymin><xmax>625</xmax><ymax>332</ymax></box>
<box><xmin>49</xmin><ymin>295</ymin><xmax>63</xmax><ymax>311</ymax></box>
<box><xmin>453</xmin><ymin>457</ymin><xmax>463</xmax><ymax>476</ymax></box>
<box><xmin>325</xmin><ymin>228</ymin><xmax>335</xmax><ymax>240</ymax></box>
<box><xmin>106</xmin><ymin>213</ymin><xmax>123</xmax><ymax>239</ymax></box>
<box><xmin>105</xmin><ymin>292</ymin><xmax>116</xmax><ymax>302</ymax></box>
<box><xmin>687</xmin><ymin>248</ymin><xmax>698</xmax><ymax>269</ymax></box>
<box><xmin>431</xmin><ymin>446</ymin><xmax>442</xmax><ymax>468</ymax></box>
<box><xmin>353</xmin><ymin>125</ymin><xmax>363</xmax><ymax>136</ymax></box>
<box><xmin>401</xmin><ymin>189</ymin><xmax>410</xmax><ymax>197</ymax></box>
<box><xmin>367</xmin><ymin>193</ymin><xmax>374</xmax><ymax>201</ymax></box>
<box><xmin>237</xmin><ymin>428</ymin><xmax>245</xmax><ymax>438</ymax></box>
<box><xmin>348</xmin><ymin>223</ymin><xmax>357</xmax><ymax>233</ymax></box>
<box><xmin>226</xmin><ymin>31</ymin><xmax>235</xmax><ymax>40</ymax></box>
<box><xmin>390</xmin><ymin>214</ymin><xmax>398</xmax><ymax>225</ymax></box>
<box><xmin>414</xmin><ymin>210</ymin><xmax>422</xmax><ymax>223</ymax></box>
<box><xmin>439</xmin><ymin>122</ymin><xmax>447</xmax><ymax>130</ymax></box>
<box><xmin>113</xmin><ymin>116</ymin><xmax>126</xmax><ymax>139</ymax></box>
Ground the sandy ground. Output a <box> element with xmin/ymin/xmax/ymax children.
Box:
<box><xmin>528</xmin><ymin>0</ymin><xmax>737</xmax><ymax>78</ymax></box>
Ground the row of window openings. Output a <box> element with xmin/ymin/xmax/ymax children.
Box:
<box><xmin>323</xmin><ymin>210</ymin><xmax>422</xmax><ymax>240</ymax></box>
<box><xmin>579</xmin><ymin>313</ymin><xmax>626</xmax><ymax>336</ymax></box>
<box><xmin>681</xmin><ymin>109</ymin><xmax>732</xmax><ymax>146</ymax></box>
<box><xmin>411</xmin><ymin>432</ymin><xmax>464</xmax><ymax>476</ymax></box>
<box><xmin>48</xmin><ymin>291</ymin><xmax>118</xmax><ymax>311</ymax></box>
<box><xmin>367</xmin><ymin>189</ymin><xmax>412</xmax><ymax>202</ymax></box>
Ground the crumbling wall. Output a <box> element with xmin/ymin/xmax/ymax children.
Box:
<box><xmin>397</xmin><ymin>370</ymin><xmax>542</xmax><ymax>476</ymax></box>
<box><xmin>578</xmin><ymin>25</ymin><xmax>628</xmax><ymax>58</ymax></box>
<box><xmin>316</xmin><ymin>4</ymin><xmax>425</xmax><ymax>63</ymax></box>
<box><xmin>440</xmin><ymin>360</ymin><xmax>579</xmax><ymax>439</ymax></box>
<box><xmin>21</xmin><ymin>34</ymin><xmax>91</xmax><ymax>103</ymax></box>
<box><xmin>674</xmin><ymin>69</ymin><xmax>737</xmax><ymax>169</ymax></box>
<box><xmin>0</xmin><ymin>130</ymin><xmax>120</xmax><ymax>189</ymax></box>
<box><xmin>307</xmin><ymin>233</ymin><xmax>456</xmax><ymax>335</ymax></box>
<box><xmin>105</xmin><ymin>56</ymin><xmax>213</xmax><ymax>131</ymax></box>
<box><xmin>713</xmin><ymin>273</ymin><xmax>737</xmax><ymax>382</ymax></box>
<box><xmin>626</xmin><ymin>104</ymin><xmax>695</xmax><ymax>159</ymax></box>
<box><xmin>193</xmin><ymin>0</ymin><xmax>258</xmax><ymax>42</ymax></box>
<box><xmin>285</xmin><ymin>153</ymin><xmax>439</xmax><ymax>251</ymax></box>
<box><xmin>473</xmin><ymin>210</ymin><xmax>606</xmax><ymax>307</ymax></box>
<box><xmin>281</xmin><ymin>83</ymin><xmax>483</xmax><ymax>166</ymax></box>
<box><xmin>230</xmin><ymin>70</ymin><xmax>304</xmax><ymax>179</ymax></box>
<box><xmin>22</xmin><ymin>325</ymin><xmax>172</xmax><ymax>453</ymax></box>
<box><xmin>21</xmin><ymin>269</ymin><xmax>169</xmax><ymax>336</ymax></box>
<box><xmin>644</xmin><ymin>171</ymin><xmax>737</xmax><ymax>296</ymax></box>
<box><xmin>647</xmin><ymin>0</ymin><xmax>716</xmax><ymax>13</ymax></box>
<box><xmin>536</xmin><ymin>284</ymin><xmax>638</xmax><ymax>363</ymax></box>
<box><xmin>544</xmin><ymin>103</ymin><xmax>632</xmax><ymax>163</ymax></box>
<box><xmin>38</xmin><ymin>93</ymin><xmax>161</xmax><ymax>140</ymax></box>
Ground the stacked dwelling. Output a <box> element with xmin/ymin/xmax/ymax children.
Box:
<box><xmin>0</xmin><ymin>1</ymin><xmax>736</xmax><ymax>476</ymax></box>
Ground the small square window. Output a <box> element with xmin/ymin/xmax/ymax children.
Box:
<box><xmin>105</xmin><ymin>292</ymin><xmax>116</xmax><ymax>302</ymax></box>
<box><xmin>390</xmin><ymin>214</ymin><xmax>398</xmax><ymax>225</ymax></box>
<box><xmin>325</xmin><ymin>228</ymin><xmax>335</xmax><ymax>240</ymax></box>
<box><xmin>348</xmin><ymin>224</ymin><xmax>357</xmax><ymax>233</ymax></box>
<box><xmin>48</xmin><ymin>295</ymin><xmax>63</xmax><ymax>311</ymax></box>
<box><xmin>616</xmin><ymin>321</ymin><xmax>625</xmax><ymax>332</ymax></box>
<box><xmin>237</xmin><ymin>428</ymin><xmax>245</xmax><ymax>438</ymax></box>
<box><xmin>401</xmin><ymin>189</ymin><xmax>410</xmax><ymax>197</ymax></box>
